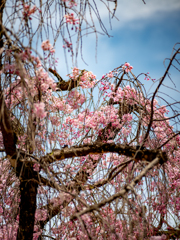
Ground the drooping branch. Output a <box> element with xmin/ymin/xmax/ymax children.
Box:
<box><xmin>37</xmin><ymin>142</ymin><xmax>167</xmax><ymax>228</ymax></box>
<box><xmin>142</xmin><ymin>48</ymin><xmax>180</xmax><ymax>145</ymax></box>
<box><xmin>71</xmin><ymin>153</ymin><xmax>166</xmax><ymax>220</ymax></box>
<box><xmin>0</xmin><ymin>1</ymin><xmax>17</xmax><ymax>166</ymax></box>
<box><xmin>85</xmin><ymin>158</ymin><xmax>133</xmax><ymax>189</ymax></box>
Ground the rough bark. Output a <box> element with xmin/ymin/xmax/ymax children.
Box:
<box><xmin>16</xmin><ymin>164</ymin><xmax>38</xmax><ymax>240</ymax></box>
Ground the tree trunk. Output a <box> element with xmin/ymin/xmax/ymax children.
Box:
<box><xmin>16</xmin><ymin>164</ymin><xmax>38</xmax><ymax>240</ymax></box>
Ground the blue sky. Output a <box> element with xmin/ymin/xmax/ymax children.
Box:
<box><xmin>77</xmin><ymin>0</ymin><xmax>180</xmax><ymax>77</ymax></box>
<box><xmin>57</xmin><ymin>0</ymin><xmax>180</xmax><ymax>99</ymax></box>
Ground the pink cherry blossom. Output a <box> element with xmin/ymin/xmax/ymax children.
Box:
<box><xmin>22</xmin><ymin>4</ymin><xmax>37</xmax><ymax>20</ymax></box>
<box><xmin>41</xmin><ymin>39</ymin><xmax>55</xmax><ymax>53</ymax></box>
<box><xmin>107</xmin><ymin>71</ymin><xmax>114</xmax><ymax>78</ymax></box>
<box><xmin>63</xmin><ymin>39</ymin><xmax>73</xmax><ymax>52</ymax></box>
<box><xmin>33</xmin><ymin>102</ymin><xmax>47</xmax><ymax>119</ymax></box>
<box><xmin>64</xmin><ymin>13</ymin><xmax>79</xmax><ymax>25</ymax></box>
<box><xmin>122</xmin><ymin>62</ymin><xmax>133</xmax><ymax>72</ymax></box>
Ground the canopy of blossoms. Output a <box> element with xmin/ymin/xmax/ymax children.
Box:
<box><xmin>0</xmin><ymin>1</ymin><xmax>179</xmax><ymax>240</ymax></box>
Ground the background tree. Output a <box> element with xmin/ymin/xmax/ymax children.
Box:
<box><xmin>0</xmin><ymin>0</ymin><xmax>180</xmax><ymax>240</ymax></box>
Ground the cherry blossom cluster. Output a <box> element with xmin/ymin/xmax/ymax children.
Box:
<box><xmin>35</xmin><ymin>68</ymin><xmax>57</xmax><ymax>92</ymax></box>
<box><xmin>4</xmin><ymin>48</ymin><xmax>41</xmax><ymax>76</ymax></box>
<box><xmin>64</xmin><ymin>13</ymin><xmax>79</xmax><ymax>25</ymax></box>
<box><xmin>41</xmin><ymin>40</ymin><xmax>55</xmax><ymax>53</ymax></box>
<box><xmin>0</xmin><ymin>160</ymin><xmax>19</xmax><ymax>239</ymax></box>
<box><xmin>107</xmin><ymin>71</ymin><xmax>114</xmax><ymax>78</ymax></box>
<box><xmin>101</xmin><ymin>71</ymin><xmax>114</xmax><ymax>80</ymax></box>
<box><xmin>67</xmin><ymin>89</ymin><xmax>86</xmax><ymax>109</ymax></box>
<box><xmin>63</xmin><ymin>38</ymin><xmax>73</xmax><ymax>52</ymax></box>
<box><xmin>99</xmin><ymin>73</ymin><xmax>179</xmax><ymax>150</ymax></box>
<box><xmin>122</xmin><ymin>62</ymin><xmax>133</xmax><ymax>73</ymax></box>
<box><xmin>5</xmin><ymin>66</ymin><xmax>56</xmax><ymax>112</ymax></box>
<box><xmin>65</xmin><ymin>104</ymin><xmax>133</xmax><ymax>145</ymax></box>
<box><xmin>50</xmin><ymin>95</ymin><xmax>73</xmax><ymax>114</ymax></box>
<box><xmin>33</xmin><ymin>102</ymin><xmax>47</xmax><ymax>119</ymax></box>
<box><xmin>22</xmin><ymin>4</ymin><xmax>37</xmax><ymax>20</ymax></box>
<box><xmin>69</xmin><ymin>67</ymin><xmax>97</xmax><ymax>88</ymax></box>
<box><xmin>144</xmin><ymin>72</ymin><xmax>156</xmax><ymax>81</ymax></box>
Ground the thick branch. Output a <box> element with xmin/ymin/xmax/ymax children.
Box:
<box><xmin>49</xmin><ymin>68</ymin><xmax>80</xmax><ymax>91</ymax></box>
<box><xmin>0</xmin><ymin>94</ymin><xmax>17</xmax><ymax>160</ymax></box>
<box><xmin>40</xmin><ymin>142</ymin><xmax>167</xmax><ymax>165</ymax></box>
<box><xmin>153</xmin><ymin>229</ymin><xmax>180</xmax><ymax>239</ymax></box>
<box><xmin>0</xmin><ymin>7</ymin><xmax>17</xmax><ymax>165</ymax></box>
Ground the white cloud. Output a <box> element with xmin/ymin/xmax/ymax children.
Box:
<box><xmin>95</xmin><ymin>0</ymin><xmax>180</xmax><ymax>29</ymax></box>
